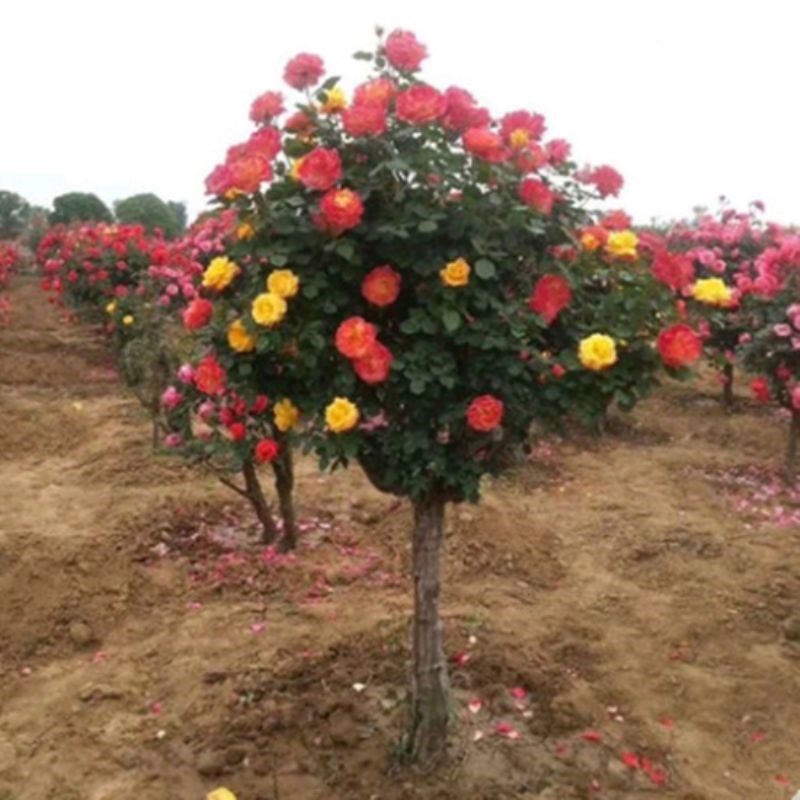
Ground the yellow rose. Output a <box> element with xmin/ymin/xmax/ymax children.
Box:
<box><xmin>251</xmin><ymin>292</ymin><xmax>287</xmax><ymax>327</ymax></box>
<box><xmin>321</xmin><ymin>86</ymin><xmax>347</xmax><ymax>114</ymax></box>
<box><xmin>236</xmin><ymin>222</ymin><xmax>254</xmax><ymax>241</ymax></box>
<box><xmin>227</xmin><ymin>319</ymin><xmax>257</xmax><ymax>353</ymax></box>
<box><xmin>202</xmin><ymin>256</ymin><xmax>240</xmax><ymax>291</ymax></box>
<box><xmin>267</xmin><ymin>269</ymin><xmax>300</xmax><ymax>300</ymax></box>
<box><xmin>691</xmin><ymin>277</ymin><xmax>732</xmax><ymax>307</ymax></box>
<box><xmin>223</xmin><ymin>189</ymin><xmax>242</xmax><ymax>201</ymax></box>
<box><xmin>206</xmin><ymin>790</ymin><xmax>237</xmax><ymax>800</ymax></box>
<box><xmin>289</xmin><ymin>156</ymin><xmax>306</xmax><ymax>181</ymax></box>
<box><xmin>325</xmin><ymin>397</ymin><xmax>359</xmax><ymax>433</ymax></box>
<box><xmin>440</xmin><ymin>258</ymin><xmax>471</xmax><ymax>287</ymax></box>
<box><xmin>274</xmin><ymin>398</ymin><xmax>301</xmax><ymax>432</ymax></box>
<box><xmin>105</xmin><ymin>301</ymin><xmax>117</xmax><ymax>314</ymax></box>
<box><xmin>122</xmin><ymin>314</ymin><xmax>135</xmax><ymax>326</ymax></box>
<box><xmin>604</xmin><ymin>230</ymin><xmax>638</xmax><ymax>259</ymax></box>
<box><xmin>578</xmin><ymin>333</ymin><xmax>618</xmax><ymax>371</ymax></box>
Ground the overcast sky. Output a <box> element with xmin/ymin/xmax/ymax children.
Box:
<box><xmin>2</xmin><ymin>0</ymin><xmax>798</xmax><ymax>225</ymax></box>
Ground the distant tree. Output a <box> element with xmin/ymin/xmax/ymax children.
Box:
<box><xmin>23</xmin><ymin>206</ymin><xmax>51</xmax><ymax>251</ymax></box>
<box><xmin>50</xmin><ymin>192</ymin><xmax>112</xmax><ymax>225</ymax></box>
<box><xmin>114</xmin><ymin>193</ymin><xmax>181</xmax><ymax>239</ymax></box>
<box><xmin>167</xmin><ymin>201</ymin><xmax>187</xmax><ymax>235</ymax></box>
<box><xmin>0</xmin><ymin>190</ymin><xmax>31</xmax><ymax>239</ymax></box>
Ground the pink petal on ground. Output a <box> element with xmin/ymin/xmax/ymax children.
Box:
<box><xmin>452</xmin><ymin>651</ymin><xmax>471</xmax><ymax>667</ymax></box>
<box><xmin>659</xmin><ymin>716</ymin><xmax>676</xmax><ymax>731</ymax></box>
<box><xmin>774</xmin><ymin>775</ymin><xmax>790</xmax><ymax>787</ymax></box>
<box><xmin>750</xmin><ymin>730</ymin><xmax>766</xmax><ymax>743</ymax></box>
<box><xmin>91</xmin><ymin>651</ymin><xmax>109</xmax><ymax>664</ymax></box>
<box><xmin>149</xmin><ymin>701</ymin><xmax>164</xmax><ymax>716</ymax></box>
<box><xmin>19</xmin><ymin>667</ymin><xmax>32</xmax><ymax>677</ymax></box>
<box><xmin>580</xmin><ymin>730</ymin><xmax>602</xmax><ymax>743</ymax></box>
<box><xmin>467</xmin><ymin>698</ymin><xmax>483</xmax><ymax>714</ymax></box>
<box><xmin>186</xmin><ymin>601</ymin><xmax>204</xmax><ymax>612</ymax></box>
<box><xmin>621</xmin><ymin>751</ymin><xmax>640</xmax><ymax>769</ymax></box>
<box><xmin>495</xmin><ymin>722</ymin><xmax>521</xmax><ymax>740</ymax></box>
<box><xmin>510</xmin><ymin>686</ymin><xmax>527</xmax><ymax>700</ymax></box>
<box><xmin>250</xmin><ymin>622</ymin><xmax>266</xmax><ymax>635</ymax></box>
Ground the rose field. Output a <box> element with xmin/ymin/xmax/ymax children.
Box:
<box><xmin>2</xmin><ymin>20</ymin><xmax>800</xmax><ymax>800</ymax></box>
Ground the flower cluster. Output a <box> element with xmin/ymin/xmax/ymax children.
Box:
<box><xmin>170</xmin><ymin>28</ymin><xmax>685</xmax><ymax>502</ymax></box>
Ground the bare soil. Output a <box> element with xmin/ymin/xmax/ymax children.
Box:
<box><xmin>1</xmin><ymin>276</ymin><xmax>799</xmax><ymax>800</ymax></box>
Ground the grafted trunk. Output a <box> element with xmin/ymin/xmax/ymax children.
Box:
<box><xmin>722</xmin><ymin>363</ymin><xmax>735</xmax><ymax>410</ymax></box>
<box><xmin>242</xmin><ymin>458</ymin><xmax>279</xmax><ymax>544</ymax></box>
<box><xmin>273</xmin><ymin>446</ymin><xmax>297</xmax><ymax>552</ymax></box>
<box><xmin>408</xmin><ymin>490</ymin><xmax>450</xmax><ymax>766</ymax></box>
<box><xmin>787</xmin><ymin>411</ymin><xmax>800</xmax><ymax>483</ymax></box>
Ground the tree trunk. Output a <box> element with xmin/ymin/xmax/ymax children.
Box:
<box><xmin>408</xmin><ymin>490</ymin><xmax>450</xmax><ymax>766</ymax></box>
<box><xmin>722</xmin><ymin>363</ymin><xmax>735</xmax><ymax>410</ymax></box>
<box><xmin>242</xmin><ymin>458</ymin><xmax>279</xmax><ymax>544</ymax></box>
<box><xmin>273</xmin><ymin>446</ymin><xmax>297</xmax><ymax>552</ymax></box>
<box><xmin>787</xmin><ymin>411</ymin><xmax>800</xmax><ymax>483</ymax></box>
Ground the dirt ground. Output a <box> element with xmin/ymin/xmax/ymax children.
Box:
<box><xmin>1</xmin><ymin>275</ymin><xmax>799</xmax><ymax>800</ymax></box>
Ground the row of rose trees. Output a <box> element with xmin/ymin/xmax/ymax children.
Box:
<box><xmin>34</xmin><ymin>27</ymin><xmax>798</xmax><ymax>766</ymax></box>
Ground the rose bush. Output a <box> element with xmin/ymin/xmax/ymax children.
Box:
<box><xmin>166</xmin><ymin>28</ymin><xmax>694</xmax><ymax>763</ymax></box>
<box><xmin>741</xmin><ymin>232</ymin><xmax>800</xmax><ymax>477</ymax></box>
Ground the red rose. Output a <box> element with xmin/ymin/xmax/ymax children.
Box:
<box><xmin>255</xmin><ymin>438</ymin><xmax>281</xmax><ymax>463</ymax></box>
<box><xmin>251</xmin><ymin>394</ymin><xmax>270</xmax><ymax>414</ymax></box>
<box><xmin>463</xmin><ymin>128</ymin><xmax>507</xmax><ymax>163</ymax></box>
<box><xmin>600</xmin><ymin>210</ymin><xmax>632</xmax><ymax>230</ymax></box>
<box><xmin>228</xmin><ymin>422</ymin><xmax>247</xmax><ymax>441</ymax></box>
<box><xmin>319</xmin><ymin>188</ymin><xmax>364</xmax><ymax>233</ymax></box>
<box><xmin>342</xmin><ymin>104</ymin><xmax>387</xmax><ymax>137</ymax></box>
<box><xmin>335</xmin><ymin>316</ymin><xmax>378</xmax><ymax>359</ymax></box>
<box><xmin>194</xmin><ymin>355</ymin><xmax>226</xmax><ymax>396</ymax></box>
<box><xmin>182</xmin><ymin>297</ymin><xmax>213</xmax><ymax>330</ymax></box>
<box><xmin>586</xmin><ymin>165</ymin><xmax>623</xmax><ymax>198</ymax></box>
<box><xmin>514</xmin><ymin>144</ymin><xmax>547</xmax><ymax>173</ymax></box>
<box><xmin>353</xmin><ymin>78</ymin><xmax>397</xmax><ymax>108</ymax></box>
<box><xmin>206</xmin><ymin>164</ymin><xmax>231</xmax><ymax>196</ymax></box>
<box><xmin>283</xmin><ymin>53</ymin><xmax>325</xmax><ymax>90</ymax></box>
<box><xmin>651</xmin><ymin>250</ymin><xmax>695</xmax><ymax>292</ymax></box>
<box><xmin>657</xmin><ymin>324</ymin><xmax>703</xmax><ymax>369</ymax></box>
<box><xmin>750</xmin><ymin>377</ymin><xmax>771</xmax><ymax>403</ymax></box>
<box><xmin>362</xmin><ymin>265</ymin><xmax>401</xmax><ymax>307</ymax></box>
<box><xmin>227</xmin><ymin>153</ymin><xmax>272</xmax><ymax>193</ymax></box>
<box><xmin>395</xmin><ymin>85</ymin><xmax>446</xmax><ymax>125</ymax></box>
<box><xmin>442</xmin><ymin>87</ymin><xmax>490</xmax><ymax>132</ymax></box>
<box><xmin>551</xmin><ymin>364</ymin><xmax>566</xmax><ymax>378</ymax></box>
<box><xmin>250</xmin><ymin>91</ymin><xmax>285</xmax><ymax>123</ymax></box>
<box><xmin>500</xmin><ymin>110</ymin><xmax>546</xmax><ymax>143</ymax></box>
<box><xmin>384</xmin><ymin>29</ymin><xmax>428</xmax><ymax>71</ymax></box>
<box><xmin>529</xmin><ymin>275</ymin><xmax>572</xmax><ymax>324</ymax></box>
<box><xmin>466</xmin><ymin>395</ymin><xmax>504</xmax><ymax>432</ymax></box>
<box><xmin>518</xmin><ymin>179</ymin><xmax>555</xmax><ymax>214</ymax></box>
<box><xmin>353</xmin><ymin>341</ymin><xmax>394</xmax><ymax>384</ymax></box>
<box><xmin>546</xmin><ymin>138</ymin><xmax>571</xmax><ymax>164</ymax></box>
<box><xmin>284</xmin><ymin>111</ymin><xmax>315</xmax><ymax>134</ymax></box>
<box><xmin>298</xmin><ymin>147</ymin><xmax>342</xmax><ymax>191</ymax></box>
<box><xmin>246</xmin><ymin>127</ymin><xmax>282</xmax><ymax>161</ymax></box>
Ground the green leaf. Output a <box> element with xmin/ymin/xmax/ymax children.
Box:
<box><xmin>475</xmin><ymin>258</ymin><xmax>496</xmax><ymax>280</ymax></box>
<box><xmin>418</xmin><ymin>220</ymin><xmax>438</xmax><ymax>233</ymax></box>
<box><xmin>410</xmin><ymin>380</ymin><xmax>426</xmax><ymax>395</ymax></box>
<box><xmin>442</xmin><ymin>309</ymin><xmax>461</xmax><ymax>333</ymax></box>
<box><xmin>353</xmin><ymin>51</ymin><xmax>374</xmax><ymax>61</ymax></box>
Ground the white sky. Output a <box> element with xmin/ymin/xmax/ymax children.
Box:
<box><xmin>2</xmin><ymin>0</ymin><xmax>799</xmax><ymax>225</ymax></box>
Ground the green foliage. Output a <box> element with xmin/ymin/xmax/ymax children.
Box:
<box><xmin>0</xmin><ymin>190</ymin><xmax>31</xmax><ymax>238</ymax></box>
<box><xmin>114</xmin><ymin>193</ymin><xmax>183</xmax><ymax>239</ymax></box>
<box><xmin>50</xmin><ymin>192</ymin><xmax>112</xmax><ymax>225</ymax></box>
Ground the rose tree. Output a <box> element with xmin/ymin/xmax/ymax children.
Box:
<box><xmin>193</xmin><ymin>28</ymin><xmax>679</xmax><ymax>763</ymax></box>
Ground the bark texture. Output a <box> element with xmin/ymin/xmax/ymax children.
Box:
<box><xmin>408</xmin><ymin>490</ymin><xmax>451</xmax><ymax>766</ymax></box>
